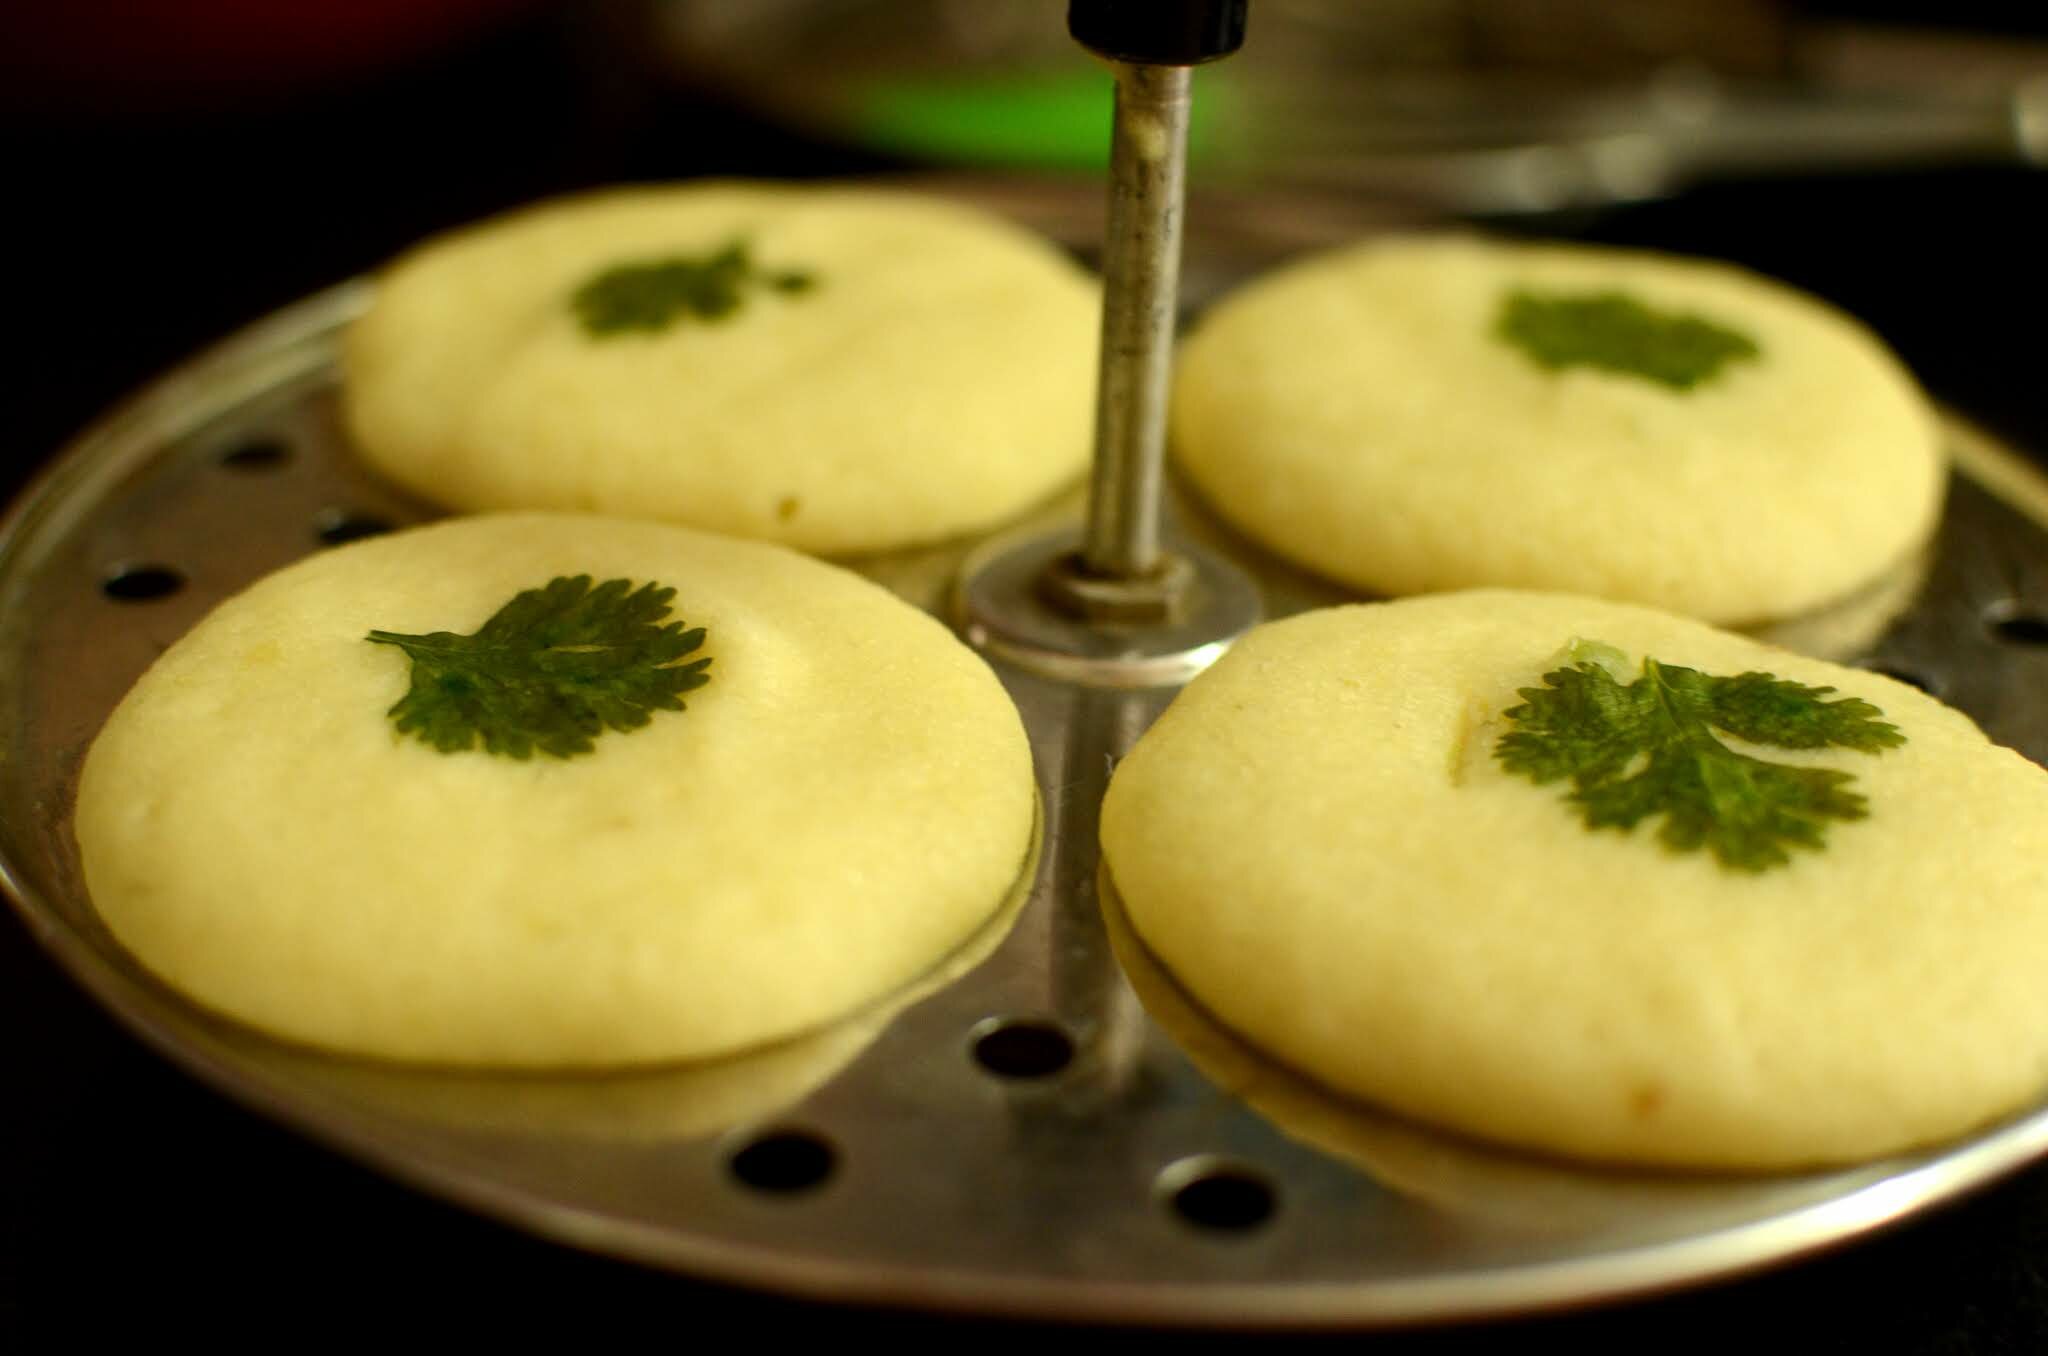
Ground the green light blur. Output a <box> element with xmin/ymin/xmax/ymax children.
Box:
<box><xmin>846</xmin><ymin>69</ymin><xmax>1226</xmax><ymax>171</ymax></box>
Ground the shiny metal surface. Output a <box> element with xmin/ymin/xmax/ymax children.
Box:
<box><xmin>1078</xmin><ymin>61</ymin><xmax>1191</xmax><ymax>583</ymax></box>
<box><xmin>958</xmin><ymin>523</ymin><xmax>1261</xmax><ymax>688</ymax></box>
<box><xmin>6</xmin><ymin>204</ymin><xmax>2048</xmax><ymax>1326</ymax></box>
<box><xmin>665</xmin><ymin>3</ymin><xmax>2048</xmax><ymax>212</ymax></box>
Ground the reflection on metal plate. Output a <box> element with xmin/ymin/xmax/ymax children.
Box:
<box><xmin>5</xmin><ymin>187</ymin><xmax>2048</xmax><ymax>1325</ymax></box>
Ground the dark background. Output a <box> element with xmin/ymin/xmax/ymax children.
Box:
<box><xmin>3</xmin><ymin>1</ymin><xmax>2046</xmax><ymax>1345</ymax></box>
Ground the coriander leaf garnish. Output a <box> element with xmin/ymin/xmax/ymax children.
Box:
<box><xmin>367</xmin><ymin>576</ymin><xmax>711</xmax><ymax>760</ymax></box>
<box><xmin>571</xmin><ymin>239</ymin><xmax>816</xmax><ymax>336</ymax></box>
<box><xmin>1494</xmin><ymin>639</ymin><xmax>1904</xmax><ymax>872</ymax></box>
<box><xmin>1496</xmin><ymin>288</ymin><xmax>1760</xmax><ymax>391</ymax></box>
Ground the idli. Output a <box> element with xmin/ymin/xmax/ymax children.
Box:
<box><xmin>76</xmin><ymin>513</ymin><xmax>1036</xmax><ymax>1067</ymax></box>
<box><xmin>344</xmin><ymin>184</ymin><xmax>1100</xmax><ymax>554</ymax></box>
<box><xmin>1170</xmin><ymin>235</ymin><xmax>1944</xmax><ymax>625</ymax></box>
<box><xmin>1102</xmin><ymin>590</ymin><xmax>2048</xmax><ymax>1168</ymax></box>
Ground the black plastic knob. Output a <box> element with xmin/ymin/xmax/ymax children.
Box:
<box><xmin>1068</xmin><ymin>0</ymin><xmax>1248</xmax><ymax>66</ymax></box>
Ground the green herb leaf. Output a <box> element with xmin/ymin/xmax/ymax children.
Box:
<box><xmin>367</xmin><ymin>576</ymin><xmax>711</xmax><ymax>760</ymax></box>
<box><xmin>571</xmin><ymin>239</ymin><xmax>817</xmax><ymax>336</ymax></box>
<box><xmin>1497</xmin><ymin>288</ymin><xmax>1760</xmax><ymax>391</ymax></box>
<box><xmin>1494</xmin><ymin>640</ymin><xmax>1904</xmax><ymax>872</ymax></box>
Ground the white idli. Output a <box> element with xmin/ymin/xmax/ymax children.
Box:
<box><xmin>75</xmin><ymin>513</ymin><xmax>1036</xmax><ymax>1067</ymax></box>
<box><xmin>1170</xmin><ymin>235</ymin><xmax>1944</xmax><ymax>625</ymax></box>
<box><xmin>1102</xmin><ymin>590</ymin><xmax>2048</xmax><ymax>1168</ymax></box>
<box><xmin>344</xmin><ymin>183</ymin><xmax>1100</xmax><ymax>554</ymax></box>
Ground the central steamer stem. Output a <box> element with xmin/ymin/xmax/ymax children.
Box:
<box><xmin>959</xmin><ymin>1</ymin><xmax>1259</xmax><ymax>683</ymax></box>
<box><xmin>1077</xmin><ymin>61</ymin><xmax>1189</xmax><ymax>584</ymax></box>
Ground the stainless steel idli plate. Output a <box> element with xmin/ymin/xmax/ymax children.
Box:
<box><xmin>6</xmin><ymin>189</ymin><xmax>2048</xmax><ymax>1327</ymax></box>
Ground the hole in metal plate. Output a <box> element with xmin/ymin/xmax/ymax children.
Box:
<box><xmin>101</xmin><ymin>563</ymin><xmax>186</xmax><ymax>602</ymax></box>
<box><xmin>218</xmin><ymin>438</ymin><xmax>292</xmax><ymax>472</ymax></box>
<box><xmin>315</xmin><ymin>508</ymin><xmax>396</xmax><ymax>547</ymax></box>
<box><xmin>1985</xmin><ymin>602</ymin><xmax>2048</xmax><ymax>647</ymax></box>
<box><xmin>728</xmin><ymin>1129</ymin><xmax>838</xmax><ymax>1195</ymax></box>
<box><xmin>1158</xmin><ymin>1157</ymin><xmax>1278</xmax><ymax>1233</ymax></box>
<box><xmin>971</xmin><ymin>1017</ymin><xmax>1076</xmax><ymax>1079</ymax></box>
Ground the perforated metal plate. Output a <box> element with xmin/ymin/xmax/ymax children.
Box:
<box><xmin>7</xmin><ymin>196</ymin><xmax>2048</xmax><ymax>1326</ymax></box>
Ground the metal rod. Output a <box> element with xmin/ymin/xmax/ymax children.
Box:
<box><xmin>1080</xmin><ymin>61</ymin><xmax>1192</xmax><ymax>582</ymax></box>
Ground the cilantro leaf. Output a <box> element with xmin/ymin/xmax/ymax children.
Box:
<box><xmin>1494</xmin><ymin>641</ymin><xmax>1904</xmax><ymax>872</ymax></box>
<box><xmin>571</xmin><ymin>239</ymin><xmax>817</xmax><ymax>337</ymax></box>
<box><xmin>366</xmin><ymin>576</ymin><xmax>711</xmax><ymax>760</ymax></box>
<box><xmin>1497</xmin><ymin>288</ymin><xmax>1760</xmax><ymax>391</ymax></box>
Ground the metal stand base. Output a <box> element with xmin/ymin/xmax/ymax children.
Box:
<box><xmin>956</xmin><ymin>525</ymin><xmax>1261</xmax><ymax>688</ymax></box>
<box><xmin>9</xmin><ymin>186</ymin><xmax>2048</xmax><ymax>1326</ymax></box>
